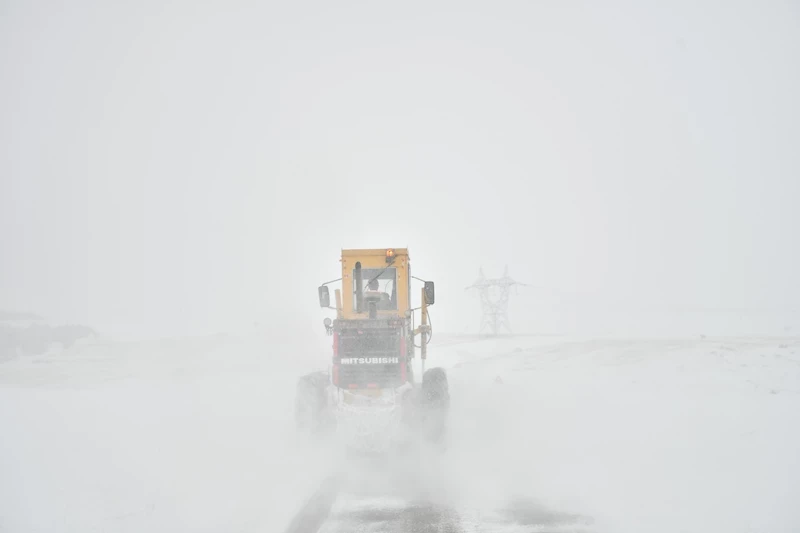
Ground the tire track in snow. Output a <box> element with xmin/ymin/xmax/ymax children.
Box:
<box><xmin>283</xmin><ymin>474</ymin><xmax>342</xmax><ymax>533</ymax></box>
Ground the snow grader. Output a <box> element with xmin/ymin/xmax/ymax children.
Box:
<box><xmin>294</xmin><ymin>248</ymin><xmax>449</xmax><ymax>454</ymax></box>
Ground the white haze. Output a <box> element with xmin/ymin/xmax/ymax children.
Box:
<box><xmin>2</xmin><ymin>3</ymin><xmax>800</xmax><ymax>533</ymax></box>
<box><xmin>2</xmin><ymin>1</ymin><xmax>799</xmax><ymax>338</ymax></box>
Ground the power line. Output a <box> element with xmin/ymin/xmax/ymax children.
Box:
<box><xmin>465</xmin><ymin>266</ymin><xmax>527</xmax><ymax>335</ymax></box>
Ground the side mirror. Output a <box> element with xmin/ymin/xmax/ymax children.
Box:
<box><xmin>318</xmin><ymin>286</ymin><xmax>330</xmax><ymax>308</ymax></box>
<box><xmin>424</xmin><ymin>281</ymin><xmax>435</xmax><ymax>306</ymax></box>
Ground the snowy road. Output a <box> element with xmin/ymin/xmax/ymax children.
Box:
<box><xmin>287</xmin><ymin>470</ymin><xmax>595</xmax><ymax>533</ymax></box>
<box><xmin>2</xmin><ymin>331</ymin><xmax>799</xmax><ymax>532</ymax></box>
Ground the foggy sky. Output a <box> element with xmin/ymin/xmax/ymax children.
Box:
<box><xmin>2</xmin><ymin>1</ymin><xmax>799</xmax><ymax>338</ymax></box>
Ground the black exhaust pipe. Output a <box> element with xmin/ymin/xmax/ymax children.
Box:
<box><xmin>354</xmin><ymin>262</ymin><xmax>363</xmax><ymax>314</ymax></box>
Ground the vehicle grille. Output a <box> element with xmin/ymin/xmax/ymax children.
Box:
<box><xmin>335</xmin><ymin>327</ymin><xmax>404</xmax><ymax>388</ymax></box>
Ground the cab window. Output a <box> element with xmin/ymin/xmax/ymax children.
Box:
<box><xmin>353</xmin><ymin>267</ymin><xmax>397</xmax><ymax>311</ymax></box>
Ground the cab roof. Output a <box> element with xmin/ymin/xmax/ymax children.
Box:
<box><xmin>341</xmin><ymin>248</ymin><xmax>409</xmax><ymax>258</ymax></box>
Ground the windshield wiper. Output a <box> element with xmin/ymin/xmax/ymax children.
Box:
<box><xmin>363</xmin><ymin>257</ymin><xmax>396</xmax><ymax>288</ymax></box>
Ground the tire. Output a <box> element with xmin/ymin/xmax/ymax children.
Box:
<box><xmin>419</xmin><ymin>367</ymin><xmax>449</xmax><ymax>444</ymax></box>
<box><xmin>294</xmin><ymin>371</ymin><xmax>331</xmax><ymax>435</ymax></box>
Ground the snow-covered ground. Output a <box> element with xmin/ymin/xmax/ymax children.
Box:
<box><xmin>436</xmin><ymin>335</ymin><xmax>800</xmax><ymax>533</ymax></box>
<box><xmin>0</xmin><ymin>330</ymin><xmax>334</xmax><ymax>533</ymax></box>
<box><xmin>1</xmin><ymin>329</ymin><xmax>798</xmax><ymax>532</ymax></box>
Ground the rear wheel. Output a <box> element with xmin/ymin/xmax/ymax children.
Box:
<box><xmin>419</xmin><ymin>367</ymin><xmax>449</xmax><ymax>445</ymax></box>
<box><xmin>294</xmin><ymin>371</ymin><xmax>331</xmax><ymax>435</ymax></box>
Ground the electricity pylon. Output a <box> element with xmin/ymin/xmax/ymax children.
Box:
<box><xmin>465</xmin><ymin>266</ymin><xmax>527</xmax><ymax>335</ymax></box>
